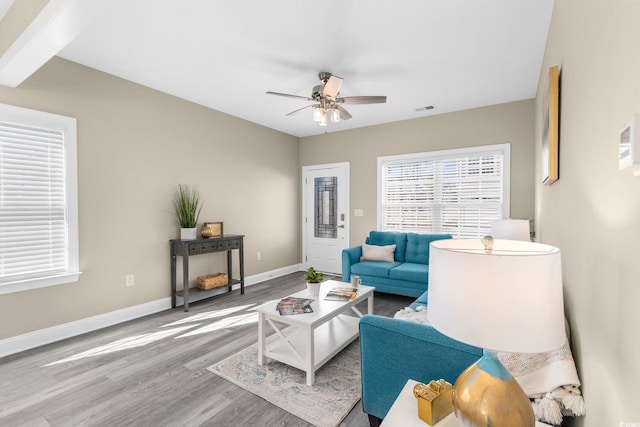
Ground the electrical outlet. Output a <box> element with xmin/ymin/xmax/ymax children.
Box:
<box><xmin>256</xmin><ymin>252</ymin><xmax>262</xmax><ymax>261</ymax></box>
<box><xmin>125</xmin><ymin>274</ymin><xmax>134</xmax><ymax>287</ymax></box>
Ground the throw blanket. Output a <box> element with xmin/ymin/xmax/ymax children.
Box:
<box><xmin>394</xmin><ymin>307</ymin><xmax>586</xmax><ymax>425</ymax></box>
<box><xmin>497</xmin><ymin>340</ymin><xmax>585</xmax><ymax>425</ymax></box>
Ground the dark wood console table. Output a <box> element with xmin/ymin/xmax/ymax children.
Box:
<box><xmin>170</xmin><ymin>234</ymin><xmax>245</xmax><ymax>311</ymax></box>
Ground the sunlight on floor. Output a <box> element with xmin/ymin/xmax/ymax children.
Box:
<box><xmin>161</xmin><ymin>303</ymin><xmax>257</xmax><ymax>327</ymax></box>
<box><xmin>44</xmin><ymin>303</ymin><xmax>262</xmax><ymax>366</ymax></box>
<box><xmin>175</xmin><ymin>312</ymin><xmax>259</xmax><ymax>338</ymax></box>
<box><xmin>45</xmin><ymin>325</ymin><xmax>197</xmax><ymax>366</ymax></box>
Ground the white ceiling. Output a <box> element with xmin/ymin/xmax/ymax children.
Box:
<box><xmin>3</xmin><ymin>0</ymin><xmax>554</xmax><ymax>138</ymax></box>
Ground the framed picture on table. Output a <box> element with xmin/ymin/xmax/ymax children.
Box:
<box><xmin>202</xmin><ymin>221</ymin><xmax>223</xmax><ymax>238</ymax></box>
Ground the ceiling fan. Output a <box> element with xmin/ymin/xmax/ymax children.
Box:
<box><xmin>266</xmin><ymin>72</ymin><xmax>387</xmax><ymax>126</ymax></box>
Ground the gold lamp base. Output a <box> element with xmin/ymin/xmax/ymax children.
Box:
<box><xmin>452</xmin><ymin>349</ymin><xmax>534</xmax><ymax>427</ymax></box>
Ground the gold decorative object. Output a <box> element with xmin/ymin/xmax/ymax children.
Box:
<box><xmin>413</xmin><ymin>379</ymin><xmax>453</xmax><ymax>425</ymax></box>
<box><xmin>452</xmin><ymin>353</ymin><xmax>534</xmax><ymax>426</ymax></box>
<box><xmin>201</xmin><ymin>221</ymin><xmax>223</xmax><ymax>238</ymax></box>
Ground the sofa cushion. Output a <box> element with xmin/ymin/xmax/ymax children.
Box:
<box><xmin>351</xmin><ymin>261</ymin><xmax>400</xmax><ymax>278</ymax></box>
<box><xmin>404</xmin><ymin>233</ymin><xmax>452</xmax><ymax>264</ymax></box>
<box><xmin>388</xmin><ymin>262</ymin><xmax>429</xmax><ymax>283</ymax></box>
<box><xmin>361</xmin><ymin>243</ymin><xmax>396</xmax><ymax>262</ymax></box>
<box><xmin>366</xmin><ymin>231</ymin><xmax>408</xmax><ymax>262</ymax></box>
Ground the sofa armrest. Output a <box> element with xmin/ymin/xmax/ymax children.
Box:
<box><xmin>342</xmin><ymin>246</ymin><xmax>363</xmax><ymax>282</ymax></box>
<box><xmin>359</xmin><ymin>314</ymin><xmax>482</xmax><ymax>420</ymax></box>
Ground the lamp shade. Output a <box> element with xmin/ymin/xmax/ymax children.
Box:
<box><xmin>427</xmin><ymin>238</ymin><xmax>565</xmax><ymax>353</ymax></box>
<box><xmin>490</xmin><ymin>219</ymin><xmax>530</xmax><ymax>241</ymax></box>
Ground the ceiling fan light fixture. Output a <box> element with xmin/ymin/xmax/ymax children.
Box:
<box><xmin>313</xmin><ymin>106</ymin><xmax>322</xmax><ymax>122</ymax></box>
<box><xmin>319</xmin><ymin>109</ymin><xmax>328</xmax><ymax>126</ymax></box>
<box><xmin>331</xmin><ymin>107</ymin><xmax>340</xmax><ymax>123</ymax></box>
<box><xmin>267</xmin><ymin>72</ymin><xmax>387</xmax><ymax>126</ymax></box>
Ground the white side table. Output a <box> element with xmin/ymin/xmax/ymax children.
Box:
<box><xmin>380</xmin><ymin>379</ymin><xmax>552</xmax><ymax>427</ymax></box>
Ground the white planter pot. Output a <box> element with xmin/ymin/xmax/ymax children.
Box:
<box><xmin>307</xmin><ymin>281</ymin><xmax>321</xmax><ymax>297</ymax></box>
<box><xmin>180</xmin><ymin>227</ymin><xmax>198</xmax><ymax>240</ymax></box>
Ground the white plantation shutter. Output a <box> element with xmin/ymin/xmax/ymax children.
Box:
<box><xmin>378</xmin><ymin>144</ymin><xmax>510</xmax><ymax>238</ymax></box>
<box><xmin>0</xmin><ymin>103</ymin><xmax>79</xmax><ymax>294</ymax></box>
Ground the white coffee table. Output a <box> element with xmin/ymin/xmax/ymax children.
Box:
<box><xmin>256</xmin><ymin>279</ymin><xmax>374</xmax><ymax>386</ymax></box>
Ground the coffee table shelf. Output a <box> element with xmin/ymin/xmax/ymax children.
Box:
<box><xmin>263</xmin><ymin>314</ymin><xmax>360</xmax><ymax>371</ymax></box>
<box><xmin>256</xmin><ymin>280</ymin><xmax>374</xmax><ymax>386</ymax></box>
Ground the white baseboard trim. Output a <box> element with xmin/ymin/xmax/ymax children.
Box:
<box><xmin>0</xmin><ymin>298</ymin><xmax>171</xmax><ymax>359</ymax></box>
<box><xmin>243</xmin><ymin>263</ymin><xmax>302</xmax><ymax>287</ymax></box>
<box><xmin>0</xmin><ymin>264</ymin><xmax>303</xmax><ymax>359</ymax></box>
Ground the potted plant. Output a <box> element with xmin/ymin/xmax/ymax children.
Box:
<box><xmin>174</xmin><ymin>184</ymin><xmax>202</xmax><ymax>240</ymax></box>
<box><xmin>304</xmin><ymin>267</ymin><xmax>323</xmax><ymax>297</ymax></box>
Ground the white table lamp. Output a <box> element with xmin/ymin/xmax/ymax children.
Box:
<box><xmin>428</xmin><ymin>238</ymin><xmax>565</xmax><ymax>427</ymax></box>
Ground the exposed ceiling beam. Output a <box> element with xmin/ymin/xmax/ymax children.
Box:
<box><xmin>0</xmin><ymin>0</ymin><xmax>118</xmax><ymax>87</ymax></box>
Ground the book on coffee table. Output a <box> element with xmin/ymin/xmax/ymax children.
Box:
<box><xmin>276</xmin><ymin>296</ymin><xmax>314</xmax><ymax>315</ymax></box>
<box><xmin>324</xmin><ymin>287</ymin><xmax>358</xmax><ymax>302</ymax></box>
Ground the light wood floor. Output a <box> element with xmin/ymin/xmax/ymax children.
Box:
<box><xmin>0</xmin><ymin>272</ymin><xmax>413</xmax><ymax>427</ymax></box>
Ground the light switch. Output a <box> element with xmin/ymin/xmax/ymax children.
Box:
<box><xmin>354</xmin><ymin>209</ymin><xmax>364</xmax><ymax>217</ymax></box>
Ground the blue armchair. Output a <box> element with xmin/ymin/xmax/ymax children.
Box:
<box><xmin>359</xmin><ymin>313</ymin><xmax>482</xmax><ymax>426</ymax></box>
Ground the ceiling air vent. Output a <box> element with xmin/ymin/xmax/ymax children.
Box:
<box><xmin>415</xmin><ymin>106</ymin><xmax>435</xmax><ymax>112</ymax></box>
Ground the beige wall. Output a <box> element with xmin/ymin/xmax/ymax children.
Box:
<box><xmin>535</xmin><ymin>1</ymin><xmax>640</xmax><ymax>425</ymax></box>
<box><xmin>0</xmin><ymin>57</ymin><xmax>300</xmax><ymax>339</ymax></box>
<box><xmin>0</xmin><ymin>0</ymin><xmax>48</xmax><ymax>57</ymax></box>
<box><xmin>300</xmin><ymin>99</ymin><xmax>536</xmax><ymax>246</ymax></box>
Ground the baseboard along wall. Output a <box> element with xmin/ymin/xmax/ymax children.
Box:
<box><xmin>0</xmin><ymin>264</ymin><xmax>302</xmax><ymax>358</ymax></box>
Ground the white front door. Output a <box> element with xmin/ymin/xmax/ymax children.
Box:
<box><xmin>302</xmin><ymin>163</ymin><xmax>349</xmax><ymax>275</ymax></box>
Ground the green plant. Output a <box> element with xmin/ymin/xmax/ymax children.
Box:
<box><xmin>174</xmin><ymin>184</ymin><xmax>202</xmax><ymax>228</ymax></box>
<box><xmin>304</xmin><ymin>267</ymin><xmax>323</xmax><ymax>283</ymax></box>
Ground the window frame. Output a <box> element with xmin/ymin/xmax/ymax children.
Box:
<box><xmin>377</xmin><ymin>143</ymin><xmax>511</xmax><ymax>237</ymax></box>
<box><xmin>0</xmin><ymin>102</ymin><xmax>80</xmax><ymax>294</ymax></box>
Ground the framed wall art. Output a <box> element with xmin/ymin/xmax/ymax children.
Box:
<box><xmin>542</xmin><ymin>65</ymin><xmax>560</xmax><ymax>185</ymax></box>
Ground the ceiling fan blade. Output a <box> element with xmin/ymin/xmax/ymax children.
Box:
<box><xmin>285</xmin><ymin>104</ymin><xmax>314</xmax><ymax>116</ymax></box>
<box><xmin>266</xmin><ymin>91</ymin><xmax>313</xmax><ymax>101</ymax></box>
<box><xmin>337</xmin><ymin>105</ymin><xmax>352</xmax><ymax>120</ymax></box>
<box><xmin>322</xmin><ymin>75</ymin><xmax>343</xmax><ymax>99</ymax></box>
<box><xmin>337</xmin><ymin>95</ymin><xmax>387</xmax><ymax>105</ymax></box>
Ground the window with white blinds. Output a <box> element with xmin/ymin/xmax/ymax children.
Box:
<box><xmin>0</xmin><ymin>103</ymin><xmax>79</xmax><ymax>294</ymax></box>
<box><xmin>377</xmin><ymin>144</ymin><xmax>510</xmax><ymax>238</ymax></box>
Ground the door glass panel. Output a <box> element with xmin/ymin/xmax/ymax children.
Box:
<box><xmin>314</xmin><ymin>176</ymin><xmax>337</xmax><ymax>238</ymax></box>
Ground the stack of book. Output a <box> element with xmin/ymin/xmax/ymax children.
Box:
<box><xmin>324</xmin><ymin>287</ymin><xmax>358</xmax><ymax>302</ymax></box>
<box><xmin>276</xmin><ymin>297</ymin><xmax>314</xmax><ymax>315</ymax></box>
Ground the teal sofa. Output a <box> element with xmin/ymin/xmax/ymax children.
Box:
<box><xmin>341</xmin><ymin>231</ymin><xmax>452</xmax><ymax>297</ymax></box>
<box><xmin>359</xmin><ymin>292</ymin><xmax>482</xmax><ymax>426</ymax></box>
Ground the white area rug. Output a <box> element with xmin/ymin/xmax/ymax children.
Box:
<box><xmin>208</xmin><ymin>337</ymin><xmax>361</xmax><ymax>427</ymax></box>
